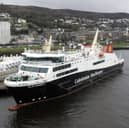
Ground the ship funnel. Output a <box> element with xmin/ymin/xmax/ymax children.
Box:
<box><xmin>42</xmin><ymin>35</ymin><xmax>52</xmax><ymax>52</ymax></box>
<box><xmin>91</xmin><ymin>28</ymin><xmax>99</xmax><ymax>49</ymax></box>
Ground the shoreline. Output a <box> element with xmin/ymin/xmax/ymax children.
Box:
<box><xmin>114</xmin><ymin>47</ymin><xmax>129</xmax><ymax>50</ymax></box>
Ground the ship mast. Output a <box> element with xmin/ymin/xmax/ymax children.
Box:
<box><xmin>42</xmin><ymin>36</ymin><xmax>52</xmax><ymax>52</ymax></box>
<box><xmin>91</xmin><ymin>28</ymin><xmax>99</xmax><ymax>50</ymax></box>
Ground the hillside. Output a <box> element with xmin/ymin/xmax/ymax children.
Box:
<box><xmin>0</xmin><ymin>4</ymin><xmax>129</xmax><ymax>27</ymax></box>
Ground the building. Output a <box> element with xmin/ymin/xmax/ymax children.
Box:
<box><xmin>0</xmin><ymin>21</ymin><xmax>11</xmax><ymax>44</ymax></box>
<box><xmin>0</xmin><ymin>13</ymin><xmax>10</xmax><ymax>20</ymax></box>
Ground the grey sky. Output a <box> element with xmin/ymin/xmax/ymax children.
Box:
<box><xmin>1</xmin><ymin>0</ymin><xmax>129</xmax><ymax>13</ymax></box>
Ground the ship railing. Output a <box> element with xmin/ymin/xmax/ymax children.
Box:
<box><xmin>24</xmin><ymin>48</ymin><xmax>81</xmax><ymax>55</ymax></box>
<box><xmin>23</xmin><ymin>60</ymin><xmax>72</xmax><ymax>66</ymax></box>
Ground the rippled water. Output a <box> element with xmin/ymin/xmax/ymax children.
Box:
<box><xmin>0</xmin><ymin>50</ymin><xmax>129</xmax><ymax>128</ymax></box>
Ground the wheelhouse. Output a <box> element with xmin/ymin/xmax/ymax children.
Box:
<box><xmin>22</xmin><ymin>53</ymin><xmax>65</xmax><ymax>63</ymax></box>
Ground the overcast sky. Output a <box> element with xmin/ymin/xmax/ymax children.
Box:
<box><xmin>1</xmin><ymin>0</ymin><xmax>129</xmax><ymax>13</ymax></box>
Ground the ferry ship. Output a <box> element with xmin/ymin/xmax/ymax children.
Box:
<box><xmin>4</xmin><ymin>29</ymin><xmax>124</xmax><ymax>110</ymax></box>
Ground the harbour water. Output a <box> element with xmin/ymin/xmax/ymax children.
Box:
<box><xmin>0</xmin><ymin>50</ymin><xmax>129</xmax><ymax>128</ymax></box>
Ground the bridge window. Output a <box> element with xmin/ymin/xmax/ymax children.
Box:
<box><xmin>21</xmin><ymin>65</ymin><xmax>48</xmax><ymax>73</ymax></box>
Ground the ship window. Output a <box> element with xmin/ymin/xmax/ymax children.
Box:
<box><xmin>20</xmin><ymin>66</ymin><xmax>48</xmax><ymax>73</ymax></box>
<box><xmin>56</xmin><ymin>68</ymin><xmax>78</xmax><ymax>77</ymax></box>
<box><xmin>93</xmin><ymin>60</ymin><xmax>105</xmax><ymax>65</ymax></box>
<box><xmin>39</xmin><ymin>68</ymin><xmax>48</xmax><ymax>73</ymax></box>
<box><xmin>53</xmin><ymin>64</ymin><xmax>71</xmax><ymax>72</ymax></box>
<box><xmin>24</xmin><ymin>56</ymin><xmax>64</xmax><ymax>63</ymax></box>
